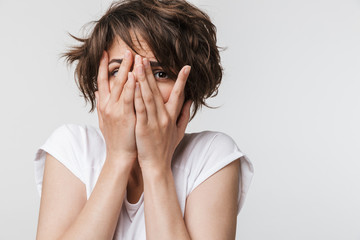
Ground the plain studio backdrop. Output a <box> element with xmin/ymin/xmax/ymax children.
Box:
<box><xmin>0</xmin><ymin>0</ymin><xmax>359</xmax><ymax>239</ymax></box>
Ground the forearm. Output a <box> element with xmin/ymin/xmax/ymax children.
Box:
<box><xmin>58</xmin><ymin>158</ymin><xmax>132</xmax><ymax>240</ymax></box>
<box><xmin>142</xmin><ymin>166</ymin><xmax>191</xmax><ymax>240</ymax></box>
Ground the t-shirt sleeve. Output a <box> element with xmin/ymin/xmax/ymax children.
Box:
<box><xmin>188</xmin><ymin>132</ymin><xmax>254</xmax><ymax>214</ymax></box>
<box><xmin>33</xmin><ymin>124</ymin><xmax>85</xmax><ymax>197</ymax></box>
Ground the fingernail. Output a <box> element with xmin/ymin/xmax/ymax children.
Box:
<box><xmin>135</xmin><ymin>54</ymin><xmax>141</xmax><ymax>63</ymax></box>
<box><xmin>184</xmin><ymin>66</ymin><xmax>191</xmax><ymax>75</ymax></box>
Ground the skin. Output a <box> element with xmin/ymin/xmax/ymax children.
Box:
<box><xmin>36</xmin><ymin>32</ymin><xmax>240</xmax><ymax>240</ymax></box>
<box><xmin>97</xmin><ymin>33</ymin><xmax>193</xmax><ymax>239</ymax></box>
<box><xmin>97</xmin><ymin>34</ymin><xmax>191</xmax><ymax>203</ymax></box>
<box><xmin>107</xmin><ymin>35</ymin><xmax>176</xmax><ymax>104</ymax></box>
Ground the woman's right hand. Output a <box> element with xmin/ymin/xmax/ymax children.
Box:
<box><xmin>94</xmin><ymin>50</ymin><xmax>137</xmax><ymax>167</ymax></box>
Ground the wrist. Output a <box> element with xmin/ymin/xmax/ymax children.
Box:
<box><xmin>141</xmin><ymin>162</ymin><xmax>172</xmax><ymax>180</ymax></box>
<box><xmin>105</xmin><ymin>154</ymin><xmax>136</xmax><ymax>172</ymax></box>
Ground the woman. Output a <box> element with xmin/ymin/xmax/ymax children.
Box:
<box><xmin>34</xmin><ymin>0</ymin><xmax>254</xmax><ymax>239</ymax></box>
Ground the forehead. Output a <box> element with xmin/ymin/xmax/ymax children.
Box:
<box><xmin>107</xmin><ymin>32</ymin><xmax>156</xmax><ymax>60</ymax></box>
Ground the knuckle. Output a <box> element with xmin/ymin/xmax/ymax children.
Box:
<box><xmin>143</xmin><ymin>94</ymin><xmax>153</xmax><ymax>104</ymax></box>
<box><xmin>99</xmin><ymin>105</ymin><xmax>106</xmax><ymax>113</ymax></box>
<box><xmin>153</xmin><ymin>90</ymin><xmax>161</xmax><ymax>98</ymax></box>
<box><xmin>123</xmin><ymin>95</ymin><xmax>132</xmax><ymax>105</ymax></box>
<box><xmin>137</xmin><ymin>129</ymin><xmax>146</xmax><ymax>137</ymax></box>
<box><xmin>125</xmin><ymin>81</ymin><xmax>133</xmax><ymax>91</ymax></box>
<box><xmin>137</xmin><ymin>105</ymin><xmax>146</xmax><ymax>114</ymax></box>
<box><xmin>104</xmin><ymin>107</ymin><xmax>113</xmax><ymax>118</ymax></box>
<box><xmin>160</xmin><ymin>116</ymin><xmax>170</xmax><ymax>127</ymax></box>
<box><xmin>138</xmin><ymin>75</ymin><xmax>145</xmax><ymax>82</ymax></box>
<box><xmin>173</xmin><ymin>88</ymin><xmax>182</xmax><ymax>97</ymax></box>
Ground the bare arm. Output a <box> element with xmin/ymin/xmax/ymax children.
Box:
<box><xmin>141</xmin><ymin>159</ymin><xmax>240</xmax><ymax>240</ymax></box>
<box><xmin>184</xmin><ymin>159</ymin><xmax>240</xmax><ymax>240</ymax></box>
<box><xmin>142</xmin><ymin>166</ymin><xmax>191</xmax><ymax>240</ymax></box>
<box><xmin>36</xmin><ymin>153</ymin><xmax>133</xmax><ymax>240</ymax></box>
<box><xmin>37</xmin><ymin>49</ymin><xmax>137</xmax><ymax>239</ymax></box>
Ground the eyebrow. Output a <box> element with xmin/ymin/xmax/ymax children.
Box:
<box><xmin>108</xmin><ymin>58</ymin><xmax>161</xmax><ymax>67</ymax></box>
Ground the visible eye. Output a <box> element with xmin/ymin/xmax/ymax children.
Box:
<box><xmin>153</xmin><ymin>71</ymin><xmax>169</xmax><ymax>79</ymax></box>
<box><xmin>110</xmin><ymin>69</ymin><xmax>118</xmax><ymax>77</ymax></box>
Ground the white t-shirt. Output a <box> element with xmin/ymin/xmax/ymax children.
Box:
<box><xmin>34</xmin><ymin>123</ymin><xmax>254</xmax><ymax>240</ymax></box>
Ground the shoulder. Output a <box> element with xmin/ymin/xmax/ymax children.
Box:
<box><xmin>64</xmin><ymin>123</ymin><xmax>104</xmax><ymax>148</ymax></box>
<box><xmin>172</xmin><ymin>130</ymin><xmax>254</xmax><ymax>213</ymax></box>
<box><xmin>46</xmin><ymin>123</ymin><xmax>89</xmax><ymax>144</ymax></box>
<box><xmin>53</xmin><ymin>123</ymin><xmax>102</xmax><ymax>142</ymax></box>
<box><xmin>172</xmin><ymin>130</ymin><xmax>244</xmax><ymax>175</ymax></box>
<box><xmin>184</xmin><ymin>130</ymin><xmax>238</xmax><ymax>148</ymax></box>
<box><xmin>174</xmin><ymin>130</ymin><xmax>241</xmax><ymax>159</ymax></box>
<box><xmin>34</xmin><ymin>123</ymin><xmax>105</xmax><ymax>196</ymax></box>
<box><xmin>174</xmin><ymin>130</ymin><xmax>235</xmax><ymax>154</ymax></box>
<box><xmin>39</xmin><ymin>123</ymin><xmax>105</xmax><ymax>167</ymax></box>
<box><xmin>63</xmin><ymin>123</ymin><xmax>106</xmax><ymax>167</ymax></box>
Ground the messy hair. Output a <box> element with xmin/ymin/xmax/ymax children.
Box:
<box><xmin>62</xmin><ymin>0</ymin><xmax>223</xmax><ymax>121</ymax></box>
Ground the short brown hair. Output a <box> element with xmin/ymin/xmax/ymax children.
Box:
<box><xmin>62</xmin><ymin>0</ymin><xmax>223</xmax><ymax>121</ymax></box>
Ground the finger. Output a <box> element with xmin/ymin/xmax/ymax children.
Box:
<box><xmin>167</xmin><ymin>65</ymin><xmax>191</xmax><ymax>117</ymax></box>
<box><xmin>142</xmin><ymin>58</ymin><xmax>166</xmax><ymax>115</ymax></box>
<box><xmin>95</xmin><ymin>91</ymin><xmax>104</xmax><ymax>132</ymax></box>
<box><xmin>134</xmin><ymin>55</ymin><xmax>157</xmax><ymax>122</ymax></box>
<box><xmin>177</xmin><ymin>100</ymin><xmax>192</xmax><ymax>135</ymax></box>
<box><xmin>119</xmin><ymin>72</ymin><xmax>136</xmax><ymax>114</ymax></box>
<box><xmin>97</xmin><ymin>51</ymin><xmax>111</xmax><ymax>105</ymax></box>
<box><xmin>109</xmin><ymin>49</ymin><xmax>133</xmax><ymax>104</ymax></box>
<box><xmin>134</xmin><ymin>82</ymin><xmax>147</xmax><ymax>125</ymax></box>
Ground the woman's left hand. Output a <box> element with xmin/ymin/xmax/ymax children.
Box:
<box><xmin>132</xmin><ymin>55</ymin><xmax>192</xmax><ymax>171</ymax></box>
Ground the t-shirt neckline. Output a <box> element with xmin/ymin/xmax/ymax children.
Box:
<box><xmin>124</xmin><ymin>190</ymin><xmax>144</xmax><ymax>211</ymax></box>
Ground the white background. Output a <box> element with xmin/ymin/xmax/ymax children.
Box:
<box><xmin>0</xmin><ymin>0</ymin><xmax>359</xmax><ymax>239</ymax></box>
